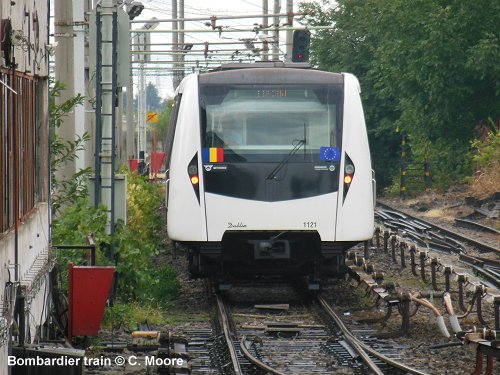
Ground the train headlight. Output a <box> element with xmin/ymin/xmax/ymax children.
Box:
<box><xmin>345</xmin><ymin>164</ymin><xmax>355</xmax><ymax>174</ymax></box>
<box><xmin>342</xmin><ymin>154</ymin><xmax>355</xmax><ymax>203</ymax></box>
<box><xmin>187</xmin><ymin>153</ymin><xmax>201</xmax><ymax>202</ymax></box>
<box><xmin>188</xmin><ymin>165</ymin><xmax>198</xmax><ymax>175</ymax></box>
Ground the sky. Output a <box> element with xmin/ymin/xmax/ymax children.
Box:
<box><xmin>130</xmin><ymin>0</ymin><xmax>320</xmax><ymax>98</ymax></box>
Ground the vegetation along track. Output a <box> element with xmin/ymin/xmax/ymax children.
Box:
<box><xmin>212</xmin><ymin>281</ymin><xmax>427</xmax><ymax>375</ymax></box>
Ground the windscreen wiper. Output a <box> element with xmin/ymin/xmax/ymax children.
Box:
<box><xmin>265</xmin><ymin>139</ymin><xmax>306</xmax><ymax>180</ymax></box>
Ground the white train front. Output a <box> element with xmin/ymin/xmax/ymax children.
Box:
<box><xmin>165</xmin><ymin>64</ymin><xmax>374</xmax><ymax>279</ymax></box>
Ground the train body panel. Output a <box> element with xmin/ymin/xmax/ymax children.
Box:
<box><xmin>335</xmin><ymin>73</ymin><xmax>375</xmax><ymax>241</ymax></box>
<box><xmin>165</xmin><ymin>64</ymin><xmax>374</xmax><ymax>278</ymax></box>
<box><xmin>166</xmin><ymin>75</ymin><xmax>207</xmax><ymax>242</ymax></box>
<box><xmin>204</xmin><ymin>192</ymin><xmax>338</xmax><ymax>242</ymax></box>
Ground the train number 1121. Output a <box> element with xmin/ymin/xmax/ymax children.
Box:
<box><xmin>303</xmin><ymin>221</ymin><xmax>317</xmax><ymax>228</ymax></box>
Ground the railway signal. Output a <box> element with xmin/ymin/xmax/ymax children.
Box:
<box><xmin>292</xmin><ymin>29</ymin><xmax>311</xmax><ymax>62</ymax></box>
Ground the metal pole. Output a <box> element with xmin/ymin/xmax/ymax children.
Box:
<box><xmin>126</xmin><ymin>31</ymin><xmax>135</xmax><ymax>161</ymax></box>
<box><xmin>171</xmin><ymin>0</ymin><xmax>179</xmax><ymax>89</ymax></box>
<box><xmin>138</xmin><ymin>35</ymin><xmax>146</xmax><ymax>167</ymax></box>
<box><xmin>95</xmin><ymin>0</ymin><xmax>117</xmax><ymax>237</ymax></box>
<box><xmin>272</xmin><ymin>0</ymin><xmax>280</xmax><ymax>60</ymax></box>
<box><xmin>94</xmin><ymin>8</ymin><xmax>102</xmax><ymax>209</ymax></box>
<box><xmin>54</xmin><ymin>0</ymin><xmax>76</xmax><ymax>182</ymax></box>
<box><xmin>262</xmin><ymin>0</ymin><xmax>269</xmax><ymax>61</ymax></box>
<box><xmin>285</xmin><ymin>0</ymin><xmax>293</xmax><ymax>62</ymax></box>
<box><xmin>73</xmin><ymin>0</ymin><xmax>86</xmax><ymax>170</ymax></box>
<box><xmin>178</xmin><ymin>0</ymin><xmax>185</xmax><ymax>83</ymax></box>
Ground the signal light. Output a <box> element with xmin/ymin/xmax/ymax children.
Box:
<box><xmin>187</xmin><ymin>153</ymin><xmax>201</xmax><ymax>202</ymax></box>
<box><xmin>342</xmin><ymin>155</ymin><xmax>355</xmax><ymax>203</ymax></box>
<box><xmin>292</xmin><ymin>30</ymin><xmax>311</xmax><ymax>62</ymax></box>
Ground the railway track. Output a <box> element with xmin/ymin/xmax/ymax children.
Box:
<box><xmin>375</xmin><ymin>201</ymin><xmax>500</xmax><ymax>289</ymax></box>
<box><xmin>212</xmin><ymin>281</ymin><xmax>428</xmax><ymax>375</ymax></box>
<box><xmin>376</xmin><ymin>201</ymin><xmax>499</xmax><ymax>255</ymax></box>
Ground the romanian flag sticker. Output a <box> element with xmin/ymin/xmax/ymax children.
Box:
<box><xmin>203</xmin><ymin>147</ymin><xmax>224</xmax><ymax>163</ymax></box>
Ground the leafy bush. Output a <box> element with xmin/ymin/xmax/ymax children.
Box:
<box><xmin>52</xmin><ymin>197</ymin><xmax>109</xmax><ymax>247</ymax></box>
<box><xmin>151</xmin><ymin>265</ymin><xmax>180</xmax><ymax>307</ymax></box>
<box><xmin>113</xmin><ymin>172</ymin><xmax>179</xmax><ymax>303</ymax></box>
<box><xmin>50</xmin><ymin>80</ymin><xmax>91</xmax><ymax>214</ymax></box>
<box><xmin>52</xmin><ymin>172</ymin><xmax>179</xmax><ymax>307</ymax></box>
<box><xmin>50</xmin><ymin>79</ymin><xmax>178</xmax><ymax>314</ymax></box>
<box><xmin>302</xmin><ymin>0</ymin><xmax>500</xmax><ymax>189</ymax></box>
<box><xmin>102</xmin><ymin>302</ymin><xmax>167</xmax><ymax>331</ymax></box>
<box><xmin>469</xmin><ymin>126</ymin><xmax>500</xmax><ymax>197</ymax></box>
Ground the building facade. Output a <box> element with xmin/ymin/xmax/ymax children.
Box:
<box><xmin>0</xmin><ymin>0</ymin><xmax>51</xmax><ymax>373</ymax></box>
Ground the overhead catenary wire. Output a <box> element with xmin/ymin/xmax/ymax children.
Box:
<box><xmin>132</xmin><ymin>25</ymin><xmax>331</xmax><ymax>33</ymax></box>
<box><xmin>130</xmin><ymin>2</ymin><xmax>317</xmax><ymax>96</ymax></box>
<box><xmin>130</xmin><ymin>12</ymin><xmax>306</xmax><ymax>24</ymax></box>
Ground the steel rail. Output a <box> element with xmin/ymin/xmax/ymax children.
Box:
<box><xmin>455</xmin><ymin>218</ymin><xmax>500</xmax><ymax>235</ymax></box>
<box><xmin>316</xmin><ymin>295</ymin><xmax>429</xmax><ymax>375</ymax></box>
<box><xmin>316</xmin><ymin>296</ymin><xmax>384</xmax><ymax>375</ymax></box>
<box><xmin>239</xmin><ymin>336</ymin><xmax>287</xmax><ymax>375</ymax></box>
<box><xmin>377</xmin><ymin>201</ymin><xmax>499</xmax><ymax>254</ymax></box>
<box><xmin>214</xmin><ymin>293</ymin><xmax>243</xmax><ymax>375</ymax></box>
<box><xmin>459</xmin><ymin>261</ymin><xmax>500</xmax><ymax>289</ymax></box>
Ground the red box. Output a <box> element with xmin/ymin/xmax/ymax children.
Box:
<box><xmin>68</xmin><ymin>263</ymin><xmax>115</xmax><ymax>341</ymax></box>
<box><xmin>128</xmin><ymin>159</ymin><xmax>139</xmax><ymax>172</ymax></box>
<box><xmin>151</xmin><ymin>152</ymin><xmax>166</xmax><ymax>174</ymax></box>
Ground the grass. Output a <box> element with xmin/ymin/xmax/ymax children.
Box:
<box><xmin>102</xmin><ymin>302</ymin><xmax>212</xmax><ymax>331</ymax></box>
<box><xmin>102</xmin><ymin>302</ymin><xmax>168</xmax><ymax>331</ymax></box>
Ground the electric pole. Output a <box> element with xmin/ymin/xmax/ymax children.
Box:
<box><xmin>286</xmin><ymin>0</ymin><xmax>293</xmax><ymax>61</ymax></box>
<box><xmin>178</xmin><ymin>0</ymin><xmax>185</xmax><ymax>83</ymax></box>
<box><xmin>272</xmin><ymin>0</ymin><xmax>280</xmax><ymax>60</ymax></box>
<box><xmin>172</xmin><ymin>0</ymin><xmax>179</xmax><ymax>89</ymax></box>
<box><xmin>262</xmin><ymin>0</ymin><xmax>269</xmax><ymax>60</ymax></box>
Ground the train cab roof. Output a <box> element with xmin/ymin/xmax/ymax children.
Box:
<box><xmin>210</xmin><ymin>61</ymin><xmax>312</xmax><ymax>71</ymax></box>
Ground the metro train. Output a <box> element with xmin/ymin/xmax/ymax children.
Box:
<box><xmin>165</xmin><ymin>62</ymin><xmax>375</xmax><ymax>281</ymax></box>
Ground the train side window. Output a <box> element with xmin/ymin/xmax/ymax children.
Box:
<box><xmin>165</xmin><ymin>94</ymin><xmax>182</xmax><ymax>168</ymax></box>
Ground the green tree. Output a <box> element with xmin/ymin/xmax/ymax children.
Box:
<box><xmin>301</xmin><ymin>0</ymin><xmax>500</xmax><ymax>188</ymax></box>
<box><xmin>50</xmin><ymin>80</ymin><xmax>91</xmax><ymax>213</ymax></box>
<box><xmin>146</xmin><ymin>82</ymin><xmax>163</xmax><ymax>111</ymax></box>
<box><xmin>153</xmin><ymin>98</ymin><xmax>174</xmax><ymax>141</ymax></box>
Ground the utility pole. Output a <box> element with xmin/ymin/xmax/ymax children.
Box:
<box><xmin>172</xmin><ymin>0</ymin><xmax>179</xmax><ymax>89</ymax></box>
<box><xmin>94</xmin><ymin>0</ymin><xmax>117</xmax><ymax>236</ymax></box>
<box><xmin>54</xmin><ymin>0</ymin><xmax>91</xmax><ymax>174</ymax></box>
<box><xmin>285</xmin><ymin>0</ymin><xmax>293</xmax><ymax>62</ymax></box>
<box><xmin>138</xmin><ymin>31</ymin><xmax>146</xmax><ymax>168</ymax></box>
<box><xmin>272</xmin><ymin>0</ymin><xmax>280</xmax><ymax>60</ymax></box>
<box><xmin>125</xmin><ymin>1</ymin><xmax>144</xmax><ymax>163</ymax></box>
<box><xmin>262</xmin><ymin>0</ymin><xmax>269</xmax><ymax>60</ymax></box>
<box><xmin>178</xmin><ymin>0</ymin><xmax>185</xmax><ymax>83</ymax></box>
<box><xmin>126</xmin><ymin>35</ymin><xmax>136</xmax><ymax>162</ymax></box>
<box><xmin>54</xmin><ymin>0</ymin><xmax>74</xmax><ymax>184</ymax></box>
<box><xmin>137</xmin><ymin>20</ymin><xmax>159</xmax><ymax>172</ymax></box>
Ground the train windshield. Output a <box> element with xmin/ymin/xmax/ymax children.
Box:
<box><xmin>200</xmin><ymin>84</ymin><xmax>342</xmax><ymax>163</ymax></box>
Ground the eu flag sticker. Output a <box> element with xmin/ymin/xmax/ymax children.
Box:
<box><xmin>320</xmin><ymin>146</ymin><xmax>340</xmax><ymax>161</ymax></box>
